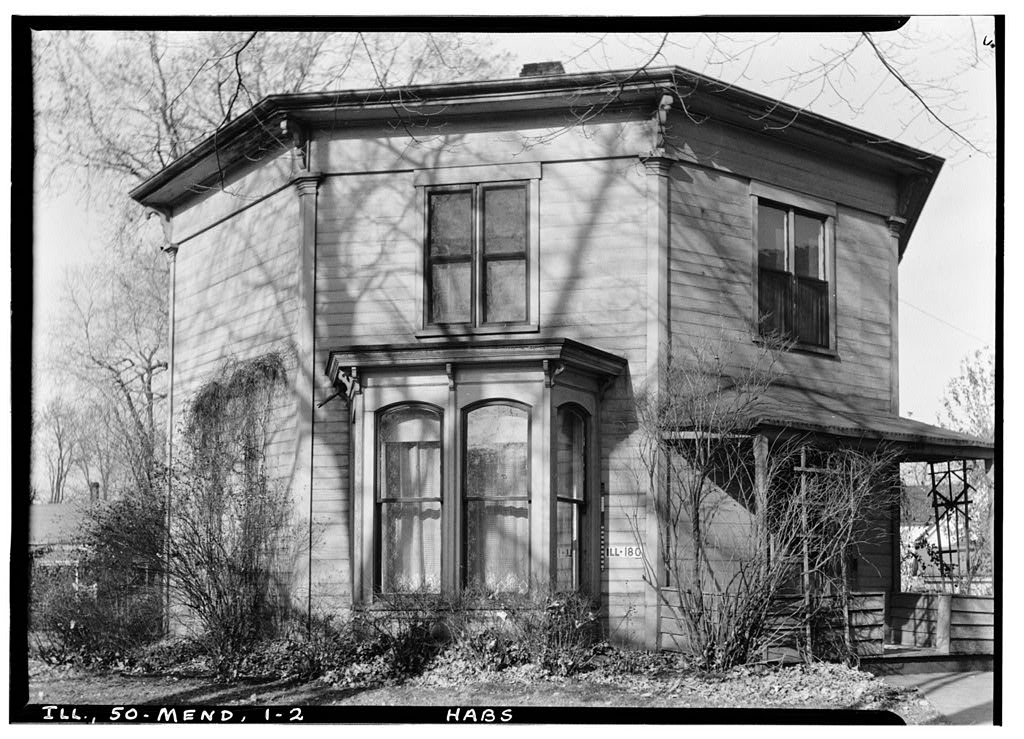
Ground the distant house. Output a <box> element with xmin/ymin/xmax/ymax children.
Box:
<box><xmin>29</xmin><ymin>503</ymin><xmax>94</xmax><ymax>620</ymax></box>
<box><xmin>901</xmin><ymin>481</ymin><xmax>992</xmax><ymax>595</ymax></box>
<box><xmin>130</xmin><ymin>65</ymin><xmax>994</xmax><ymax>649</ymax></box>
<box><xmin>29</xmin><ymin>503</ymin><xmax>90</xmax><ymax>570</ymax></box>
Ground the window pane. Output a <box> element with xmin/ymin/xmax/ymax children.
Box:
<box><xmin>795</xmin><ymin>276</ymin><xmax>829</xmax><ymax>347</ymax></box>
<box><xmin>384</xmin><ymin>442</ymin><xmax>441</xmax><ymax>499</ymax></box>
<box><xmin>758</xmin><ymin>268</ymin><xmax>792</xmax><ymax>339</ymax></box>
<box><xmin>483</xmin><ymin>187</ymin><xmax>527</xmax><ymax>255</ymax></box>
<box><xmin>757</xmin><ymin>204</ymin><xmax>787</xmax><ymax>271</ymax></box>
<box><xmin>555</xmin><ymin>407</ymin><xmax>586</xmax><ymax>591</ymax></box>
<box><xmin>484</xmin><ymin>258</ymin><xmax>527</xmax><ymax>323</ymax></box>
<box><xmin>431</xmin><ymin>261</ymin><xmax>471</xmax><ymax>323</ymax></box>
<box><xmin>465</xmin><ymin>405</ymin><xmax>529</xmax><ymax>499</ymax></box>
<box><xmin>465</xmin><ymin>404</ymin><xmax>529</xmax><ymax>591</ymax></box>
<box><xmin>556</xmin><ymin>407</ymin><xmax>585</xmax><ymax>501</ymax></box>
<box><xmin>378</xmin><ymin>406</ymin><xmax>442</xmax><ymax>593</ymax></box>
<box><xmin>428</xmin><ymin>191</ymin><xmax>472</xmax><ymax>257</ymax></box>
<box><xmin>465</xmin><ymin>500</ymin><xmax>529</xmax><ymax>591</ymax></box>
<box><xmin>793</xmin><ymin>213</ymin><xmax>824</xmax><ymax>279</ymax></box>
<box><xmin>556</xmin><ymin>501</ymin><xmax>579</xmax><ymax>591</ymax></box>
<box><xmin>381</xmin><ymin>501</ymin><xmax>441</xmax><ymax>592</ymax></box>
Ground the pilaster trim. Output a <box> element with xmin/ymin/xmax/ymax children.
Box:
<box><xmin>642</xmin><ymin>151</ymin><xmax>672</xmax><ymax>649</ymax></box>
<box><xmin>886</xmin><ymin>215</ymin><xmax>904</xmax><ymax>414</ymax></box>
<box><xmin>886</xmin><ymin>215</ymin><xmax>908</xmax><ymax>239</ymax></box>
<box><xmin>292</xmin><ymin>170</ymin><xmax>323</xmax><ymax>197</ymax></box>
<box><xmin>639</xmin><ymin>154</ymin><xmax>675</xmax><ymax>177</ymax></box>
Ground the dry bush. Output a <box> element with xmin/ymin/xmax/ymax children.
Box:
<box><xmin>167</xmin><ymin>353</ymin><xmax>294</xmax><ymax>659</ymax></box>
<box><xmin>633</xmin><ymin>335</ymin><xmax>899</xmax><ymax>669</ymax></box>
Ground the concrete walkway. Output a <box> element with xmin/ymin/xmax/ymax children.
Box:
<box><xmin>879</xmin><ymin>671</ymin><xmax>994</xmax><ymax>725</ymax></box>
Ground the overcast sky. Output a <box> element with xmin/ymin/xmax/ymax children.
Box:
<box><xmin>30</xmin><ymin>20</ymin><xmax>997</xmax><ymax>425</ymax></box>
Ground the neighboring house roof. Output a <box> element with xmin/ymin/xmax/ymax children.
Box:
<box><xmin>29</xmin><ymin>503</ymin><xmax>91</xmax><ymax>548</ymax></box>
<box><xmin>747</xmin><ymin>385</ymin><xmax>994</xmax><ymax>462</ymax></box>
<box><xmin>129</xmin><ymin>65</ymin><xmax>941</xmax><ymax>259</ymax></box>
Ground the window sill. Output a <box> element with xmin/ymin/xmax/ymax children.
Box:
<box><xmin>416</xmin><ymin>323</ymin><xmax>540</xmax><ymax>339</ymax></box>
<box><xmin>357</xmin><ymin>590</ymin><xmax>600</xmax><ymax>610</ymax></box>
<box><xmin>753</xmin><ymin>335</ymin><xmax>839</xmax><ymax>359</ymax></box>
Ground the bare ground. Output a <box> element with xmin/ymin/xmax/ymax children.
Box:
<box><xmin>24</xmin><ymin>659</ymin><xmax>945</xmax><ymax>724</ymax></box>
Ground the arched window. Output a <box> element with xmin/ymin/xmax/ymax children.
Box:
<box><xmin>555</xmin><ymin>405</ymin><xmax>588</xmax><ymax>591</ymax></box>
<box><xmin>463</xmin><ymin>403</ymin><xmax>530</xmax><ymax>591</ymax></box>
<box><xmin>376</xmin><ymin>405</ymin><xmax>442</xmax><ymax>593</ymax></box>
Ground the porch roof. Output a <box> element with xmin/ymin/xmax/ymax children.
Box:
<box><xmin>747</xmin><ymin>386</ymin><xmax>994</xmax><ymax>462</ymax></box>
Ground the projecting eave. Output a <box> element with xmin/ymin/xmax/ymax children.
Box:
<box><xmin>325</xmin><ymin>337</ymin><xmax>628</xmax><ymax>388</ymax></box>
<box><xmin>129</xmin><ymin>64</ymin><xmax>943</xmax><ymax>247</ymax></box>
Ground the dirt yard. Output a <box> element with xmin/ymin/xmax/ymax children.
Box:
<box><xmin>23</xmin><ymin>659</ymin><xmax>946</xmax><ymax>724</ymax></box>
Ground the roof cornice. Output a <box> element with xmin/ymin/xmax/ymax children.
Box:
<box><xmin>130</xmin><ymin>65</ymin><xmax>944</xmax><ymax>255</ymax></box>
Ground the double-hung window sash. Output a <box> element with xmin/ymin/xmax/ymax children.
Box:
<box><xmin>427</xmin><ymin>184</ymin><xmax>528</xmax><ymax>327</ymax></box>
<box><xmin>757</xmin><ymin>202</ymin><xmax>829</xmax><ymax>348</ymax></box>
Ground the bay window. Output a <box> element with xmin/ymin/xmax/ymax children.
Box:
<box><xmin>328</xmin><ymin>338</ymin><xmax>624</xmax><ymax>604</ymax></box>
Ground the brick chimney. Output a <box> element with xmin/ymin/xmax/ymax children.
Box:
<box><xmin>519</xmin><ymin>61</ymin><xmax>565</xmax><ymax>77</ymax></box>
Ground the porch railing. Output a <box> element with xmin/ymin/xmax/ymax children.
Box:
<box><xmin>657</xmin><ymin>589</ymin><xmax>885</xmax><ymax>659</ymax></box>
<box><xmin>889</xmin><ymin>592</ymin><xmax>994</xmax><ymax>655</ymax></box>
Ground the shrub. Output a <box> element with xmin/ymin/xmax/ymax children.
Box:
<box><xmin>439</xmin><ymin>589</ymin><xmax>600</xmax><ymax>676</ymax></box>
<box><xmin>30</xmin><ymin>494</ymin><xmax>166</xmax><ymax>666</ymax></box>
<box><xmin>538</xmin><ymin>593</ymin><xmax>600</xmax><ymax>675</ymax></box>
<box><xmin>126</xmin><ymin>637</ymin><xmax>213</xmax><ymax>676</ymax></box>
<box><xmin>30</xmin><ymin>562</ymin><xmax>163</xmax><ymax>666</ymax></box>
<box><xmin>168</xmin><ymin>353</ymin><xmax>294</xmax><ymax>660</ymax></box>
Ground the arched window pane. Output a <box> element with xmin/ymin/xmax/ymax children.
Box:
<box><xmin>555</xmin><ymin>406</ymin><xmax>587</xmax><ymax>591</ymax></box>
<box><xmin>378</xmin><ymin>406</ymin><xmax>441</xmax><ymax>593</ymax></box>
<box><xmin>464</xmin><ymin>404</ymin><xmax>529</xmax><ymax>591</ymax></box>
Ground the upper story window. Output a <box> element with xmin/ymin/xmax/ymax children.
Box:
<box><xmin>427</xmin><ymin>185</ymin><xmax>528</xmax><ymax>326</ymax></box>
<box><xmin>752</xmin><ymin>182</ymin><xmax>836</xmax><ymax>351</ymax></box>
<box><xmin>415</xmin><ymin>163</ymin><xmax>541</xmax><ymax>336</ymax></box>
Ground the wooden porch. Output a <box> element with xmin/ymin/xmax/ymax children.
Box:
<box><xmin>861</xmin><ymin>591</ymin><xmax>995</xmax><ymax>674</ymax></box>
<box><xmin>658</xmin><ymin>590</ymin><xmax>994</xmax><ymax>674</ymax></box>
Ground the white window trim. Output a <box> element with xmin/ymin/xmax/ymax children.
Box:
<box><xmin>414</xmin><ymin>163</ymin><xmax>542</xmax><ymax>337</ymax></box>
<box><xmin>749</xmin><ymin>180</ymin><xmax>838</xmax><ymax>356</ymax></box>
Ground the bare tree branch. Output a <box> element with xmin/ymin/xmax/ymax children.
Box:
<box><xmin>862</xmin><ymin>31</ymin><xmax>985</xmax><ymax>156</ymax></box>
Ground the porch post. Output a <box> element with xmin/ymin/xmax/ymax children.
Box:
<box><xmin>800</xmin><ymin>444</ymin><xmax>812</xmax><ymax>660</ymax></box>
<box><xmin>936</xmin><ymin>593</ymin><xmax>952</xmax><ymax>654</ymax></box>
<box><xmin>753</xmin><ymin>434</ymin><xmax>769</xmax><ymax>565</ymax></box>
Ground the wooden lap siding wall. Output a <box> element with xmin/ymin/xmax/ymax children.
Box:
<box><xmin>309</xmin><ymin>117</ymin><xmax>655</xmax><ymax>644</ymax></box>
<box><xmin>169</xmin><ymin>151</ymin><xmax>310</xmax><ymax>618</ymax></box>
<box><xmin>665</xmin><ymin>119</ymin><xmax>898</xmax><ymax>413</ymax></box>
<box><xmin>656</xmin><ymin>113</ymin><xmax>904</xmax><ymax>648</ymax></box>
